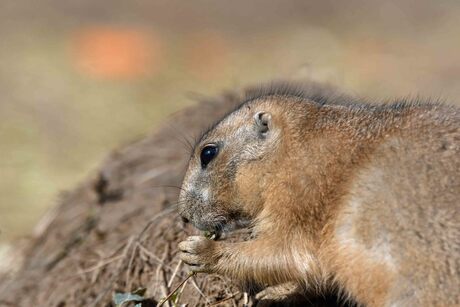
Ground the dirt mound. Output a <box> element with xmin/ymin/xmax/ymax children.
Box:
<box><xmin>0</xmin><ymin>84</ymin><xmax>350</xmax><ymax>307</ymax></box>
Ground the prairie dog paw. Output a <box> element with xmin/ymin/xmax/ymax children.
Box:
<box><xmin>178</xmin><ymin>236</ymin><xmax>218</xmax><ymax>272</ymax></box>
<box><xmin>255</xmin><ymin>282</ymin><xmax>300</xmax><ymax>302</ymax></box>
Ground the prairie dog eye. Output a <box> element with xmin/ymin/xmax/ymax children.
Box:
<box><xmin>200</xmin><ymin>144</ymin><xmax>219</xmax><ymax>168</ymax></box>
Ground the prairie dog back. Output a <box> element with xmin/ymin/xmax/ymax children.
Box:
<box><xmin>331</xmin><ymin>107</ymin><xmax>460</xmax><ymax>306</ymax></box>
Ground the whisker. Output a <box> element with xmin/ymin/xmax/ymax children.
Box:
<box><xmin>149</xmin><ymin>185</ymin><xmax>187</xmax><ymax>192</ymax></box>
<box><xmin>164</xmin><ymin>123</ymin><xmax>197</xmax><ymax>155</ymax></box>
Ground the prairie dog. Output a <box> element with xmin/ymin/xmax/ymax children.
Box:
<box><xmin>177</xmin><ymin>82</ymin><xmax>460</xmax><ymax>306</ymax></box>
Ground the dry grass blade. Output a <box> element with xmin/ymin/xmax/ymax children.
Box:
<box><xmin>89</xmin><ymin>207</ymin><xmax>176</xmax><ymax>307</ymax></box>
<box><xmin>167</xmin><ymin>260</ymin><xmax>183</xmax><ymax>288</ymax></box>
<box><xmin>157</xmin><ymin>272</ymin><xmax>196</xmax><ymax>307</ymax></box>
<box><xmin>208</xmin><ymin>292</ymin><xmax>240</xmax><ymax>306</ymax></box>
<box><xmin>137</xmin><ymin>207</ymin><xmax>177</xmax><ymax>241</ymax></box>
<box><xmin>89</xmin><ymin>236</ymin><xmax>135</xmax><ymax>307</ymax></box>
<box><xmin>243</xmin><ymin>292</ymin><xmax>249</xmax><ymax>307</ymax></box>
<box><xmin>137</xmin><ymin>243</ymin><xmax>176</xmax><ymax>273</ymax></box>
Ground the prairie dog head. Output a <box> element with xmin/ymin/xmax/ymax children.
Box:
<box><xmin>178</xmin><ymin>98</ymin><xmax>293</xmax><ymax>235</ymax></box>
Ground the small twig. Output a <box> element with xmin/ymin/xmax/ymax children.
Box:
<box><xmin>190</xmin><ymin>276</ymin><xmax>210</xmax><ymax>304</ymax></box>
<box><xmin>88</xmin><ymin>208</ymin><xmax>177</xmax><ymax>306</ymax></box>
<box><xmin>174</xmin><ymin>276</ymin><xmax>189</xmax><ymax>305</ymax></box>
<box><xmin>157</xmin><ymin>272</ymin><xmax>196</xmax><ymax>307</ymax></box>
<box><xmin>77</xmin><ymin>255</ymin><xmax>124</xmax><ymax>275</ymax></box>
<box><xmin>137</xmin><ymin>207</ymin><xmax>177</xmax><ymax>241</ymax></box>
<box><xmin>211</xmin><ymin>274</ymin><xmax>238</xmax><ymax>306</ymax></box>
<box><xmin>137</xmin><ymin>243</ymin><xmax>177</xmax><ymax>273</ymax></box>
<box><xmin>167</xmin><ymin>260</ymin><xmax>183</xmax><ymax>288</ymax></box>
<box><xmin>208</xmin><ymin>292</ymin><xmax>239</xmax><ymax>306</ymax></box>
<box><xmin>89</xmin><ymin>236</ymin><xmax>134</xmax><ymax>307</ymax></box>
<box><xmin>157</xmin><ymin>245</ymin><xmax>170</xmax><ymax>307</ymax></box>
<box><xmin>162</xmin><ymin>245</ymin><xmax>171</xmax><ymax>306</ymax></box>
<box><xmin>243</xmin><ymin>292</ymin><xmax>249</xmax><ymax>307</ymax></box>
<box><xmin>135</xmin><ymin>167</ymin><xmax>171</xmax><ymax>186</ymax></box>
<box><xmin>126</xmin><ymin>245</ymin><xmax>139</xmax><ymax>290</ymax></box>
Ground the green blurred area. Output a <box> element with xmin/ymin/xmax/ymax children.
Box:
<box><xmin>0</xmin><ymin>0</ymin><xmax>459</xmax><ymax>243</ymax></box>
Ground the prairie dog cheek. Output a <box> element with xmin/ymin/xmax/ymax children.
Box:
<box><xmin>201</xmin><ymin>188</ymin><xmax>210</xmax><ymax>203</ymax></box>
<box><xmin>235</xmin><ymin>167</ymin><xmax>264</xmax><ymax>217</ymax></box>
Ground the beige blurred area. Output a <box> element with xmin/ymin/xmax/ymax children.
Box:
<box><xmin>0</xmin><ymin>0</ymin><xmax>459</xmax><ymax>244</ymax></box>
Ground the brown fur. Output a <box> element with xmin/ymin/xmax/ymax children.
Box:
<box><xmin>178</xmin><ymin>82</ymin><xmax>460</xmax><ymax>306</ymax></box>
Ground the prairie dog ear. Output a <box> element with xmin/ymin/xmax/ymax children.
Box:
<box><xmin>254</xmin><ymin>111</ymin><xmax>272</xmax><ymax>135</ymax></box>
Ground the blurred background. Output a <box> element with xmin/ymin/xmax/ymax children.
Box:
<box><xmin>0</xmin><ymin>0</ymin><xmax>459</xmax><ymax>253</ymax></box>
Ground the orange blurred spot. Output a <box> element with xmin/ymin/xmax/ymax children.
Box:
<box><xmin>71</xmin><ymin>26</ymin><xmax>161</xmax><ymax>80</ymax></box>
<box><xmin>184</xmin><ymin>31</ymin><xmax>229</xmax><ymax>80</ymax></box>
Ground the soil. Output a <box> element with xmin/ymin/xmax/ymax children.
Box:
<box><xmin>0</xmin><ymin>86</ymin><xmax>353</xmax><ymax>307</ymax></box>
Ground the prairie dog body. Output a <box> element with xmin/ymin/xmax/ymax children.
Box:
<box><xmin>178</xmin><ymin>83</ymin><xmax>460</xmax><ymax>306</ymax></box>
